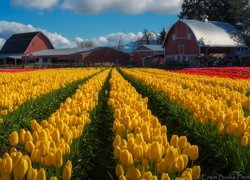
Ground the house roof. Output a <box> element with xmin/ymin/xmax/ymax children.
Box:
<box><xmin>164</xmin><ymin>19</ymin><xmax>246</xmax><ymax>48</ymax></box>
<box><xmin>28</xmin><ymin>47</ymin><xmax>101</xmax><ymax>56</ymax></box>
<box><xmin>135</xmin><ymin>44</ymin><xmax>164</xmax><ymax>52</ymax></box>
<box><xmin>0</xmin><ymin>32</ymin><xmax>40</xmax><ymax>53</ymax></box>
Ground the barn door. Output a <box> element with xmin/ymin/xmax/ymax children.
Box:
<box><xmin>178</xmin><ymin>45</ymin><xmax>185</xmax><ymax>64</ymax></box>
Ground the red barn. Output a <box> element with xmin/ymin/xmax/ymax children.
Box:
<box><xmin>0</xmin><ymin>31</ymin><xmax>54</xmax><ymax>66</ymax></box>
<box><xmin>133</xmin><ymin>45</ymin><xmax>165</xmax><ymax>66</ymax></box>
<box><xmin>25</xmin><ymin>47</ymin><xmax>130</xmax><ymax>67</ymax></box>
<box><xmin>83</xmin><ymin>47</ymin><xmax>130</xmax><ymax>65</ymax></box>
<box><xmin>164</xmin><ymin>19</ymin><xmax>245</xmax><ymax>65</ymax></box>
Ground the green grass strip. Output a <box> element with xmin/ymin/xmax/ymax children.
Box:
<box><xmin>71</xmin><ymin>70</ymin><xmax>116</xmax><ymax>179</ymax></box>
<box><xmin>0</xmin><ymin>71</ymin><xmax>99</xmax><ymax>156</ymax></box>
<box><xmin>119</xmin><ymin>68</ymin><xmax>250</xmax><ymax>176</ymax></box>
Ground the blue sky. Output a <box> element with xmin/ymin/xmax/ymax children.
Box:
<box><xmin>0</xmin><ymin>0</ymin><xmax>182</xmax><ymax>48</ymax></box>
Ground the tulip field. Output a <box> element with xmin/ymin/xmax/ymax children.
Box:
<box><xmin>0</xmin><ymin>67</ymin><xmax>249</xmax><ymax>179</ymax></box>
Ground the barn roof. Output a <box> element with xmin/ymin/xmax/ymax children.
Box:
<box><xmin>28</xmin><ymin>47</ymin><xmax>101</xmax><ymax>56</ymax></box>
<box><xmin>135</xmin><ymin>45</ymin><xmax>164</xmax><ymax>52</ymax></box>
<box><xmin>0</xmin><ymin>32</ymin><xmax>41</xmax><ymax>53</ymax></box>
<box><xmin>180</xmin><ymin>19</ymin><xmax>245</xmax><ymax>47</ymax></box>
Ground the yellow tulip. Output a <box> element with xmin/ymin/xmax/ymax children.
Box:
<box><xmin>12</xmin><ymin>151</ymin><xmax>22</xmax><ymax>169</ymax></box>
<box><xmin>44</xmin><ymin>153</ymin><xmax>55</xmax><ymax>167</ymax></box>
<box><xmin>9</xmin><ymin>131</ymin><xmax>19</xmax><ymax>146</ymax></box>
<box><xmin>114</xmin><ymin>146</ymin><xmax>121</xmax><ymax>159</ymax></box>
<box><xmin>31</xmin><ymin>120</ymin><xmax>39</xmax><ymax>131</ymax></box>
<box><xmin>119</xmin><ymin>149</ymin><xmax>133</xmax><ymax>165</ymax></box>
<box><xmin>164</xmin><ymin>146</ymin><xmax>177</xmax><ymax>166</ymax></box>
<box><xmin>238</xmin><ymin>122</ymin><xmax>247</xmax><ymax>135</ymax></box>
<box><xmin>55</xmin><ymin>148</ymin><xmax>63</xmax><ymax>168</ymax></box>
<box><xmin>19</xmin><ymin>129</ymin><xmax>25</xmax><ymax>145</ymax></box>
<box><xmin>127</xmin><ymin>143</ymin><xmax>137</xmax><ymax>157</ymax></box>
<box><xmin>192</xmin><ymin>165</ymin><xmax>201</xmax><ymax>180</ymax></box>
<box><xmin>142</xmin><ymin>159</ymin><xmax>149</xmax><ymax>170</ymax></box>
<box><xmin>115</xmin><ymin>164</ymin><xmax>124</xmax><ymax>177</ymax></box>
<box><xmin>170</xmin><ymin>135</ymin><xmax>179</xmax><ymax>148</ymax></box>
<box><xmin>161</xmin><ymin>173</ymin><xmax>170</xmax><ymax>180</ymax></box>
<box><xmin>27</xmin><ymin>167</ymin><xmax>38</xmax><ymax>179</ymax></box>
<box><xmin>113</xmin><ymin>121</ymin><xmax>120</xmax><ymax>131</ymax></box>
<box><xmin>65</xmin><ymin>143</ymin><xmax>71</xmax><ymax>155</ymax></box>
<box><xmin>173</xmin><ymin>156</ymin><xmax>185</xmax><ymax>172</ymax></box>
<box><xmin>38</xmin><ymin>140</ymin><xmax>50</xmax><ymax>156</ymax></box>
<box><xmin>2</xmin><ymin>153</ymin><xmax>13</xmax><ymax>174</ymax></box>
<box><xmin>0</xmin><ymin>173</ymin><xmax>11</xmax><ymax>180</ymax></box>
<box><xmin>120</xmin><ymin>139</ymin><xmax>127</xmax><ymax>149</ymax></box>
<box><xmin>142</xmin><ymin>171</ymin><xmax>152</xmax><ymax>179</ymax></box>
<box><xmin>32</xmin><ymin>131</ymin><xmax>39</xmax><ymax>144</ymax></box>
<box><xmin>50</xmin><ymin>177</ymin><xmax>58</xmax><ymax>180</ymax></box>
<box><xmin>126</xmin><ymin>164</ymin><xmax>141</xmax><ymax>179</ymax></box>
<box><xmin>116</xmin><ymin>125</ymin><xmax>126</xmax><ymax>138</ymax></box>
<box><xmin>148</xmin><ymin>142</ymin><xmax>163</xmax><ymax>163</ymax></box>
<box><xmin>161</xmin><ymin>125</ymin><xmax>167</xmax><ymax>134</ymax></box>
<box><xmin>178</xmin><ymin>136</ymin><xmax>188</xmax><ymax>149</ymax></box>
<box><xmin>151</xmin><ymin>176</ymin><xmax>158</xmax><ymax>180</ymax></box>
<box><xmin>189</xmin><ymin>145</ymin><xmax>199</xmax><ymax>161</ymax></box>
<box><xmin>181</xmin><ymin>168</ymin><xmax>192</xmax><ymax>179</ymax></box>
<box><xmin>113</xmin><ymin>135</ymin><xmax>122</xmax><ymax>147</ymax></box>
<box><xmin>157</xmin><ymin>160</ymin><xmax>165</xmax><ymax>174</ymax></box>
<box><xmin>23</xmin><ymin>155</ymin><xmax>32</xmax><ymax>170</ymax></box>
<box><xmin>24</xmin><ymin>131</ymin><xmax>33</xmax><ymax>142</ymax></box>
<box><xmin>0</xmin><ymin>117</ymin><xmax>3</xmax><ymax>123</ymax></box>
<box><xmin>36</xmin><ymin>168</ymin><xmax>46</xmax><ymax>180</ymax></box>
<box><xmin>119</xmin><ymin>175</ymin><xmax>127</xmax><ymax>180</ymax></box>
<box><xmin>13</xmin><ymin>158</ymin><xmax>29</xmax><ymax>179</ymax></box>
<box><xmin>31</xmin><ymin>148</ymin><xmax>39</xmax><ymax>163</ymax></box>
<box><xmin>25</xmin><ymin>140</ymin><xmax>35</xmax><ymax>153</ymax></box>
<box><xmin>134</xmin><ymin>144</ymin><xmax>144</xmax><ymax>160</ymax></box>
<box><xmin>217</xmin><ymin>123</ymin><xmax>225</xmax><ymax>134</ymax></box>
<box><xmin>180</xmin><ymin>155</ymin><xmax>188</xmax><ymax>169</ymax></box>
<box><xmin>62</xmin><ymin>160</ymin><xmax>72</xmax><ymax>180</ymax></box>
<box><xmin>114</xmin><ymin>109</ymin><xmax>121</xmax><ymax>119</ymax></box>
<box><xmin>241</xmin><ymin>135</ymin><xmax>248</xmax><ymax>146</ymax></box>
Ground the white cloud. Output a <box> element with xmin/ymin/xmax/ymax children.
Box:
<box><xmin>76</xmin><ymin>32</ymin><xmax>143</xmax><ymax>50</ymax></box>
<box><xmin>11</xmin><ymin>0</ymin><xmax>58</xmax><ymax>9</ymax></box>
<box><xmin>62</xmin><ymin>0</ymin><xmax>182</xmax><ymax>14</ymax></box>
<box><xmin>0</xmin><ymin>21</ymin><xmax>146</xmax><ymax>51</ymax></box>
<box><xmin>0</xmin><ymin>21</ymin><xmax>75</xmax><ymax>49</ymax></box>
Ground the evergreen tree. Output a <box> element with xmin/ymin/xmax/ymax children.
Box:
<box><xmin>158</xmin><ymin>28</ymin><xmax>167</xmax><ymax>45</ymax></box>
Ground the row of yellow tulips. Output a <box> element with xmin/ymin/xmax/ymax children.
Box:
<box><xmin>108</xmin><ymin>69</ymin><xmax>200</xmax><ymax>180</ymax></box>
<box><xmin>122</xmin><ymin>68</ymin><xmax>250</xmax><ymax>146</ymax></box>
<box><xmin>0</xmin><ymin>68</ymin><xmax>101</xmax><ymax>116</ymax></box>
<box><xmin>0</xmin><ymin>69</ymin><xmax>110</xmax><ymax>179</ymax></box>
<box><xmin>139</xmin><ymin>68</ymin><xmax>250</xmax><ymax>93</ymax></box>
<box><xmin>0</xmin><ymin>149</ymin><xmax>71</xmax><ymax>180</ymax></box>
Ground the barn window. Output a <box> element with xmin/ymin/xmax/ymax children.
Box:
<box><xmin>172</xmin><ymin>34</ymin><xmax>176</xmax><ymax>41</ymax></box>
<box><xmin>187</xmin><ymin>33</ymin><xmax>191</xmax><ymax>40</ymax></box>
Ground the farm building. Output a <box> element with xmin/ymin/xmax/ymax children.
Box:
<box><xmin>224</xmin><ymin>47</ymin><xmax>250</xmax><ymax>66</ymax></box>
<box><xmin>132</xmin><ymin>45</ymin><xmax>165</xmax><ymax>66</ymax></box>
<box><xmin>242</xmin><ymin>49</ymin><xmax>250</xmax><ymax>66</ymax></box>
<box><xmin>24</xmin><ymin>47</ymin><xmax>130</xmax><ymax>67</ymax></box>
<box><xmin>163</xmin><ymin>19</ymin><xmax>246</xmax><ymax>65</ymax></box>
<box><xmin>0</xmin><ymin>31</ymin><xmax>54</xmax><ymax>66</ymax></box>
